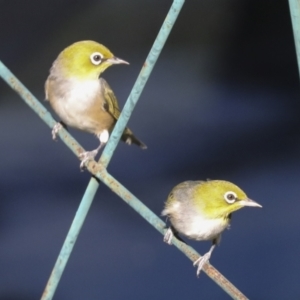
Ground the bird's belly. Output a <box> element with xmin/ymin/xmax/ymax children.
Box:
<box><xmin>53</xmin><ymin>97</ymin><xmax>99</xmax><ymax>133</ymax></box>
<box><xmin>175</xmin><ymin>215</ymin><xmax>228</xmax><ymax>241</ymax></box>
<box><xmin>51</xmin><ymin>81</ymin><xmax>113</xmax><ymax>134</ymax></box>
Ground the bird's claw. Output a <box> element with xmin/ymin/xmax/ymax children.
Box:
<box><xmin>163</xmin><ymin>228</ymin><xmax>174</xmax><ymax>245</ymax></box>
<box><xmin>193</xmin><ymin>252</ymin><xmax>211</xmax><ymax>277</ymax></box>
<box><xmin>52</xmin><ymin>123</ymin><xmax>63</xmax><ymax>140</ymax></box>
<box><xmin>79</xmin><ymin>150</ymin><xmax>98</xmax><ymax>170</ymax></box>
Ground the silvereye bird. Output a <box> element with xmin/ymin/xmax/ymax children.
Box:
<box><xmin>162</xmin><ymin>180</ymin><xmax>262</xmax><ymax>276</ymax></box>
<box><xmin>45</xmin><ymin>40</ymin><xmax>146</xmax><ymax>168</ymax></box>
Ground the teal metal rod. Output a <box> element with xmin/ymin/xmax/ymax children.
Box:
<box><xmin>0</xmin><ymin>62</ymin><xmax>53</xmax><ymax>128</ymax></box>
<box><xmin>41</xmin><ymin>178</ymin><xmax>99</xmax><ymax>300</ymax></box>
<box><xmin>0</xmin><ymin>61</ymin><xmax>86</xmax><ymax>159</ymax></box>
<box><xmin>289</xmin><ymin>0</ymin><xmax>300</xmax><ymax>77</ymax></box>
<box><xmin>40</xmin><ymin>1</ymin><xmax>185</xmax><ymax>299</ymax></box>
<box><xmin>99</xmin><ymin>0</ymin><xmax>186</xmax><ymax>168</ymax></box>
<box><xmin>0</xmin><ymin>1</ymin><xmax>248</xmax><ymax>299</ymax></box>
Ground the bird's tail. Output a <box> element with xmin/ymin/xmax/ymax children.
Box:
<box><xmin>122</xmin><ymin>128</ymin><xmax>147</xmax><ymax>149</ymax></box>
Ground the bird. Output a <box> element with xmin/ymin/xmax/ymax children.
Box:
<box><xmin>45</xmin><ymin>40</ymin><xmax>146</xmax><ymax>168</ymax></box>
<box><xmin>162</xmin><ymin>180</ymin><xmax>262</xmax><ymax>276</ymax></box>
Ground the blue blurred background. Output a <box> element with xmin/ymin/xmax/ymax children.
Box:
<box><xmin>1</xmin><ymin>1</ymin><xmax>300</xmax><ymax>299</ymax></box>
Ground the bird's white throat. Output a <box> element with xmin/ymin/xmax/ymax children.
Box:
<box><xmin>183</xmin><ymin>215</ymin><xmax>228</xmax><ymax>240</ymax></box>
<box><xmin>66</xmin><ymin>79</ymin><xmax>100</xmax><ymax>104</ymax></box>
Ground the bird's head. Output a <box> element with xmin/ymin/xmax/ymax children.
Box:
<box><xmin>52</xmin><ymin>40</ymin><xmax>129</xmax><ymax>80</ymax></box>
<box><xmin>194</xmin><ymin>180</ymin><xmax>262</xmax><ymax>219</ymax></box>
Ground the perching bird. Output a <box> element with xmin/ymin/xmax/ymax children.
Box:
<box><xmin>45</xmin><ymin>40</ymin><xmax>146</xmax><ymax>168</ymax></box>
<box><xmin>162</xmin><ymin>180</ymin><xmax>262</xmax><ymax>276</ymax></box>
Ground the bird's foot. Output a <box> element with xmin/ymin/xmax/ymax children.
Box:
<box><xmin>163</xmin><ymin>228</ymin><xmax>174</xmax><ymax>245</ymax></box>
<box><xmin>193</xmin><ymin>252</ymin><xmax>211</xmax><ymax>277</ymax></box>
<box><xmin>79</xmin><ymin>150</ymin><xmax>98</xmax><ymax>170</ymax></box>
<box><xmin>52</xmin><ymin>123</ymin><xmax>63</xmax><ymax>140</ymax></box>
<box><xmin>78</xmin><ymin>130</ymin><xmax>108</xmax><ymax>169</ymax></box>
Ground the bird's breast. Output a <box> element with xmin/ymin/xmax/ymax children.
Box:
<box><xmin>180</xmin><ymin>215</ymin><xmax>229</xmax><ymax>240</ymax></box>
<box><xmin>48</xmin><ymin>78</ymin><xmax>113</xmax><ymax>134</ymax></box>
<box><xmin>165</xmin><ymin>201</ymin><xmax>229</xmax><ymax>241</ymax></box>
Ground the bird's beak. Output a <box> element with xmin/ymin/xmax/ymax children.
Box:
<box><xmin>106</xmin><ymin>56</ymin><xmax>129</xmax><ymax>65</ymax></box>
<box><xmin>239</xmin><ymin>198</ymin><xmax>262</xmax><ymax>208</ymax></box>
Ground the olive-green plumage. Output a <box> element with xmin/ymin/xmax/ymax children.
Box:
<box><xmin>45</xmin><ymin>41</ymin><xmax>146</xmax><ymax>168</ymax></box>
<box><xmin>162</xmin><ymin>180</ymin><xmax>261</xmax><ymax>276</ymax></box>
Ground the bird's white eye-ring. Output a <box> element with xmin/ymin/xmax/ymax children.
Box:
<box><xmin>90</xmin><ymin>52</ymin><xmax>103</xmax><ymax>65</ymax></box>
<box><xmin>224</xmin><ymin>191</ymin><xmax>237</xmax><ymax>204</ymax></box>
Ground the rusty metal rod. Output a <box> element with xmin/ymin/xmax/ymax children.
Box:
<box><xmin>0</xmin><ymin>1</ymin><xmax>248</xmax><ymax>299</ymax></box>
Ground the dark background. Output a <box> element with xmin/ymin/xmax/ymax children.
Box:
<box><xmin>1</xmin><ymin>1</ymin><xmax>300</xmax><ymax>299</ymax></box>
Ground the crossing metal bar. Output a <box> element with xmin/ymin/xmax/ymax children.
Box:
<box><xmin>41</xmin><ymin>177</ymin><xmax>100</xmax><ymax>300</ymax></box>
<box><xmin>0</xmin><ymin>61</ymin><xmax>86</xmax><ymax>159</ymax></box>
<box><xmin>100</xmin><ymin>0</ymin><xmax>186</xmax><ymax>167</ymax></box>
<box><xmin>41</xmin><ymin>1</ymin><xmax>187</xmax><ymax>299</ymax></box>
<box><xmin>289</xmin><ymin>0</ymin><xmax>300</xmax><ymax>78</ymax></box>
<box><xmin>0</xmin><ymin>1</ymin><xmax>250</xmax><ymax>300</ymax></box>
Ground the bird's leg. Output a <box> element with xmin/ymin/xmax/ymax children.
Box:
<box><xmin>163</xmin><ymin>226</ymin><xmax>185</xmax><ymax>245</ymax></box>
<box><xmin>79</xmin><ymin>130</ymin><xmax>109</xmax><ymax>169</ymax></box>
<box><xmin>193</xmin><ymin>236</ymin><xmax>219</xmax><ymax>277</ymax></box>
<box><xmin>52</xmin><ymin>121</ymin><xmax>67</xmax><ymax>140</ymax></box>
<box><xmin>52</xmin><ymin>122</ymin><xmax>62</xmax><ymax>140</ymax></box>
<box><xmin>163</xmin><ymin>227</ymin><xmax>174</xmax><ymax>245</ymax></box>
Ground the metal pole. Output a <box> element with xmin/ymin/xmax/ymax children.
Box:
<box><xmin>41</xmin><ymin>1</ymin><xmax>185</xmax><ymax>299</ymax></box>
<box><xmin>289</xmin><ymin>0</ymin><xmax>300</xmax><ymax>77</ymax></box>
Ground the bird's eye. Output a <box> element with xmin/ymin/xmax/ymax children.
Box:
<box><xmin>224</xmin><ymin>191</ymin><xmax>237</xmax><ymax>204</ymax></box>
<box><xmin>90</xmin><ymin>52</ymin><xmax>103</xmax><ymax>65</ymax></box>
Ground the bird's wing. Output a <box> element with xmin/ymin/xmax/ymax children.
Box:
<box><xmin>100</xmin><ymin>78</ymin><xmax>121</xmax><ymax>120</ymax></box>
